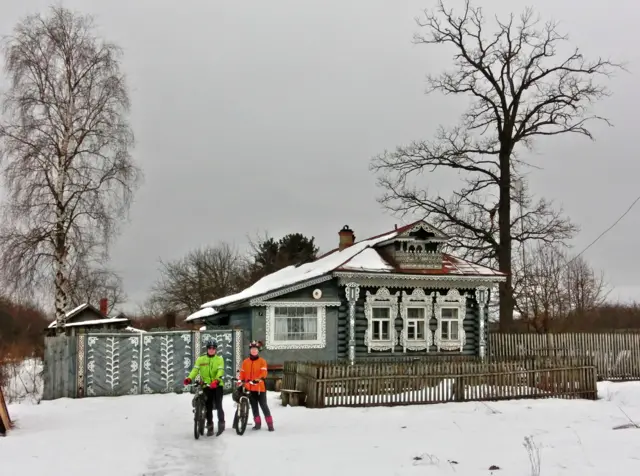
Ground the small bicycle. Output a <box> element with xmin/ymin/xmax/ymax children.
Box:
<box><xmin>191</xmin><ymin>379</ymin><xmax>207</xmax><ymax>440</ymax></box>
<box><xmin>232</xmin><ymin>379</ymin><xmax>251</xmax><ymax>435</ymax></box>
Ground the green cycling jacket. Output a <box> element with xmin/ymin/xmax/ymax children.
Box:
<box><xmin>188</xmin><ymin>354</ymin><xmax>225</xmax><ymax>386</ymax></box>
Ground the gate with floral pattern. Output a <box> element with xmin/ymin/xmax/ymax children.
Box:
<box><xmin>75</xmin><ymin>329</ymin><xmax>242</xmax><ymax>398</ymax></box>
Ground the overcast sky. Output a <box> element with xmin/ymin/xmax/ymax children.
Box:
<box><xmin>0</xmin><ymin>0</ymin><xmax>638</xmax><ymax>312</ymax></box>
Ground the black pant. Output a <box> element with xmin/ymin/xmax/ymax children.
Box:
<box><xmin>204</xmin><ymin>386</ymin><xmax>225</xmax><ymax>424</ymax></box>
<box><xmin>249</xmin><ymin>391</ymin><xmax>271</xmax><ymax>419</ymax></box>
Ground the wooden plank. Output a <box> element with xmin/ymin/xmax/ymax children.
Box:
<box><xmin>0</xmin><ymin>387</ymin><xmax>12</xmax><ymax>434</ymax></box>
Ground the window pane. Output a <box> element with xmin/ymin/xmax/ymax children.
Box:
<box><xmin>373</xmin><ymin>307</ymin><xmax>390</xmax><ymax>319</ymax></box>
<box><xmin>441</xmin><ymin>308</ymin><xmax>458</xmax><ymax>319</ymax></box>
<box><xmin>407</xmin><ymin>321</ymin><xmax>416</xmax><ymax>339</ymax></box>
<box><xmin>451</xmin><ymin>321</ymin><xmax>459</xmax><ymax>340</ymax></box>
<box><xmin>442</xmin><ymin>321</ymin><xmax>449</xmax><ymax>339</ymax></box>
<box><xmin>273</xmin><ymin>307</ymin><xmax>318</xmax><ymax>341</ymax></box>
<box><xmin>381</xmin><ymin>320</ymin><xmax>390</xmax><ymax>340</ymax></box>
<box><xmin>416</xmin><ymin>320</ymin><xmax>425</xmax><ymax>339</ymax></box>
<box><xmin>407</xmin><ymin>307</ymin><xmax>424</xmax><ymax>319</ymax></box>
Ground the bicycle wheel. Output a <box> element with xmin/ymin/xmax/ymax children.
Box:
<box><xmin>193</xmin><ymin>398</ymin><xmax>201</xmax><ymax>440</ymax></box>
<box><xmin>198</xmin><ymin>397</ymin><xmax>206</xmax><ymax>436</ymax></box>
<box><xmin>236</xmin><ymin>398</ymin><xmax>249</xmax><ymax>435</ymax></box>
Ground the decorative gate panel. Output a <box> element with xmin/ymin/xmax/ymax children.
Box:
<box><xmin>86</xmin><ymin>335</ymin><xmax>141</xmax><ymax>397</ymax></box>
<box><xmin>141</xmin><ymin>332</ymin><xmax>194</xmax><ymax>394</ymax></box>
<box><xmin>80</xmin><ymin>330</ymin><xmax>239</xmax><ymax>398</ymax></box>
<box><xmin>198</xmin><ymin>330</ymin><xmax>236</xmax><ymax>389</ymax></box>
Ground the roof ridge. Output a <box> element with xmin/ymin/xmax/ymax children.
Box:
<box><xmin>316</xmin><ymin>219</ymin><xmax>424</xmax><ymax>260</ymax></box>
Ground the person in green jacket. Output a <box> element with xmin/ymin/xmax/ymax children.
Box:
<box><xmin>184</xmin><ymin>339</ymin><xmax>226</xmax><ymax>436</ymax></box>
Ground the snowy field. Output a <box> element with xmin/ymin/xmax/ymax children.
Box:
<box><xmin>3</xmin><ymin>377</ymin><xmax>640</xmax><ymax>476</ymax></box>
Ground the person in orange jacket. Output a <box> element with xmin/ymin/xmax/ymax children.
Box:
<box><xmin>237</xmin><ymin>340</ymin><xmax>274</xmax><ymax>431</ymax></box>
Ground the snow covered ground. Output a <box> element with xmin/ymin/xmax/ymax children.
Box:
<box><xmin>3</xmin><ymin>380</ymin><xmax>640</xmax><ymax>475</ymax></box>
<box><xmin>1</xmin><ymin>358</ymin><xmax>43</xmax><ymax>404</ymax></box>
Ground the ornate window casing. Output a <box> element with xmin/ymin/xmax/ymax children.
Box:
<box><xmin>264</xmin><ymin>302</ymin><xmax>337</xmax><ymax>350</ymax></box>
<box><xmin>400</xmin><ymin>288</ymin><xmax>433</xmax><ymax>352</ymax></box>
<box><xmin>364</xmin><ymin>287</ymin><xmax>399</xmax><ymax>352</ymax></box>
<box><xmin>434</xmin><ymin>289</ymin><xmax>466</xmax><ymax>352</ymax></box>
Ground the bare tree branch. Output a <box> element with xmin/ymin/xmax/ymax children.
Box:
<box><xmin>371</xmin><ymin>0</ymin><xmax>621</xmax><ymax>329</ymax></box>
<box><xmin>0</xmin><ymin>7</ymin><xmax>141</xmax><ymax>330</ymax></box>
<box><xmin>148</xmin><ymin>243</ymin><xmax>248</xmax><ymax>316</ymax></box>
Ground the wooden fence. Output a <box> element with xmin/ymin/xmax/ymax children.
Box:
<box><xmin>489</xmin><ymin>333</ymin><xmax>640</xmax><ymax>380</ymax></box>
<box><xmin>283</xmin><ymin>357</ymin><xmax>598</xmax><ymax>408</ymax></box>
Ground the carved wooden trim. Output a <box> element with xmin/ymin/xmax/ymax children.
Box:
<box><xmin>399</xmin><ymin>288</ymin><xmax>434</xmax><ymax>352</ymax></box>
<box><xmin>433</xmin><ymin>289</ymin><xmax>466</xmax><ymax>352</ymax></box>
<box><xmin>364</xmin><ymin>287</ymin><xmax>399</xmax><ymax>353</ymax></box>
<box><xmin>264</xmin><ymin>303</ymin><xmax>328</xmax><ymax>350</ymax></box>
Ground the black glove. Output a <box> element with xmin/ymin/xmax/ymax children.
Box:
<box><xmin>251</xmin><ymin>379</ymin><xmax>260</xmax><ymax>385</ymax></box>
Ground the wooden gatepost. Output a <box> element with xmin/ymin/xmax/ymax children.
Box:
<box><xmin>0</xmin><ymin>387</ymin><xmax>12</xmax><ymax>436</ymax></box>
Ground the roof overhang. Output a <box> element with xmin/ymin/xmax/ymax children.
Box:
<box><xmin>333</xmin><ymin>271</ymin><xmax>505</xmax><ymax>288</ymax></box>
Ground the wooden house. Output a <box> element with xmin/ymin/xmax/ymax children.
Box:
<box><xmin>187</xmin><ymin>221</ymin><xmax>506</xmax><ymax>367</ymax></box>
<box><xmin>46</xmin><ymin>299</ymin><xmax>132</xmax><ymax>336</ymax></box>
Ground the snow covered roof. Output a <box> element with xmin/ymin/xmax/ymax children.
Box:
<box><xmin>48</xmin><ymin>302</ymin><xmax>131</xmax><ymax>329</ymax></box>
<box><xmin>197</xmin><ymin>220</ymin><xmax>506</xmax><ymax>314</ymax></box>
<box><xmin>48</xmin><ymin>317</ymin><xmax>130</xmax><ymax>328</ymax></box>
<box><xmin>185</xmin><ymin>307</ymin><xmax>219</xmax><ymax>322</ymax></box>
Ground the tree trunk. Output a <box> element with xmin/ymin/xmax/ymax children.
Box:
<box><xmin>54</xmin><ymin>231</ymin><xmax>68</xmax><ymax>333</ymax></box>
<box><xmin>498</xmin><ymin>148</ymin><xmax>514</xmax><ymax>331</ymax></box>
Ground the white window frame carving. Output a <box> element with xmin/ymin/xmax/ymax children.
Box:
<box><xmin>400</xmin><ymin>288</ymin><xmax>433</xmax><ymax>352</ymax></box>
<box><xmin>364</xmin><ymin>287</ymin><xmax>399</xmax><ymax>352</ymax></box>
<box><xmin>434</xmin><ymin>289</ymin><xmax>466</xmax><ymax>352</ymax></box>
<box><xmin>264</xmin><ymin>302</ymin><xmax>332</xmax><ymax>350</ymax></box>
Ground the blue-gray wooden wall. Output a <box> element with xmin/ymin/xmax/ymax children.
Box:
<box><xmin>337</xmin><ymin>285</ymin><xmax>487</xmax><ymax>359</ymax></box>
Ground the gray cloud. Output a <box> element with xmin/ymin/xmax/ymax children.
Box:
<box><xmin>0</xmin><ymin>0</ymin><xmax>638</xmax><ymax>310</ymax></box>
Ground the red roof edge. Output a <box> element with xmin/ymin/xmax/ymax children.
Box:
<box><xmin>315</xmin><ymin>219</ymin><xmax>424</xmax><ymax>261</ymax></box>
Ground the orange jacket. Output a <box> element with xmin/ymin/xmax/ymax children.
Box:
<box><xmin>238</xmin><ymin>356</ymin><xmax>268</xmax><ymax>393</ymax></box>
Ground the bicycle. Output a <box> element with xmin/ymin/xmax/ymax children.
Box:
<box><xmin>232</xmin><ymin>379</ymin><xmax>262</xmax><ymax>435</ymax></box>
<box><xmin>232</xmin><ymin>379</ymin><xmax>251</xmax><ymax>435</ymax></box>
<box><xmin>191</xmin><ymin>380</ymin><xmax>207</xmax><ymax>440</ymax></box>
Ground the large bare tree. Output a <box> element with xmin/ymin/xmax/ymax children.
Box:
<box><xmin>371</xmin><ymin>0</ymin><xmax>619</xmax><ymax>329</ymax></box>
<box><xmin>0</xmin><ymin>7</ymin><xmax>140</xmax><ymax>331</ymax></box>
<box><xmin>148</xmin><ymin>243</ymin><xmax>248</xmax><ymax>316</ymax></box>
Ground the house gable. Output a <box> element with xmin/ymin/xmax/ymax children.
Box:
<box><xmin>375</xmin><ymin>221</ymin><xmax>448</xmax><ymax>270</ymax></box>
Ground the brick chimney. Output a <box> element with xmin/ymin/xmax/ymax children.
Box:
<box><xmin>338</xmin><ymin>225</ymin><xmax>355</xmax><ymax>251</ymax></box>
<box><xmin>99</xmin><ymin>298</ymin><xmax>108</xmax><ymax>316</ymax></box>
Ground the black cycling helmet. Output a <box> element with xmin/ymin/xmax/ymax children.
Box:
<box><xmin>205</xmin><ymin>339</ymin><xmax>218</xmax><ymax>349</ymax></box>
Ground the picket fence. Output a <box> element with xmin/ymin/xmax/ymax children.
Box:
<box><xmin>283</xmin><ymin>356</ymin><xmax>598</xmax><ymax>408</ymax></box>
<box><xmin>43</xmin><ymin>329</ymin><xmax>243</xmax><ymax>400</ymax></box>
<box><xmin>489</xmin><ymin>332</ymin><xmax>640</xmax><ymax>380</ymax></box>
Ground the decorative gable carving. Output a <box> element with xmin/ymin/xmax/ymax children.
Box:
<box><xmin>380</xmin><ymin>221</ymin><xmax>448</xmax><ymax>269</ymax></box>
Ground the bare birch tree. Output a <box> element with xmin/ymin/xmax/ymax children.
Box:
<box><xmin>0</xmin><ymin>7</ymin><xmax>140</xmax><ymax>331</ymax></box>
<box><xmin>371</xmin><ymin>0</ymin><xmax>620</xmax><ymax>329</ymax></box>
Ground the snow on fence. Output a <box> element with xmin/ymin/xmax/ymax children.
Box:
<box><xmin>283</xmin><ymin>357</ymin><xmax>598</xmax><ymax>408</ymax></box>
<box><xmin>43</xmin><ymin>328</ymin><xmax>243</xmax><ymax>400</ymax></box>
<box><xmin>489</xmin><ymin>332</ymin><xmax>640</xmax><ymax>380</ymax></box>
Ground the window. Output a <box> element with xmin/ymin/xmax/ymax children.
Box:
<box><xmin>265</xmin><ymin>304</ymin><xmax>328</xmax><ymax>350</ymax></box>
<box><xmin>371</xmin><ymin>307</ymin><xmax>391</xmax><ymax>341</ymax></box>
<box><xmin>440</xmin><ymin>308</ymin><xmax>459</xmax><ymax>341</ymax></box>
<box><xmin>399</xmin><ymin>288</ymin><xmax>433</xmax><ymax>352</ymax></box>
<box><xmin>433</xmin><ymin>289</ymin><xmax>467</xmax><ymax>352</ymax></box>
<box><xmin>406</xmin><ymin>307</ymin><xmax>426</xmax><ymax>340</ymax></box>
<box><xmin>364</xmin><ymin>287</ymin><xmax>399</xmax><ymax>352</ymax></box>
